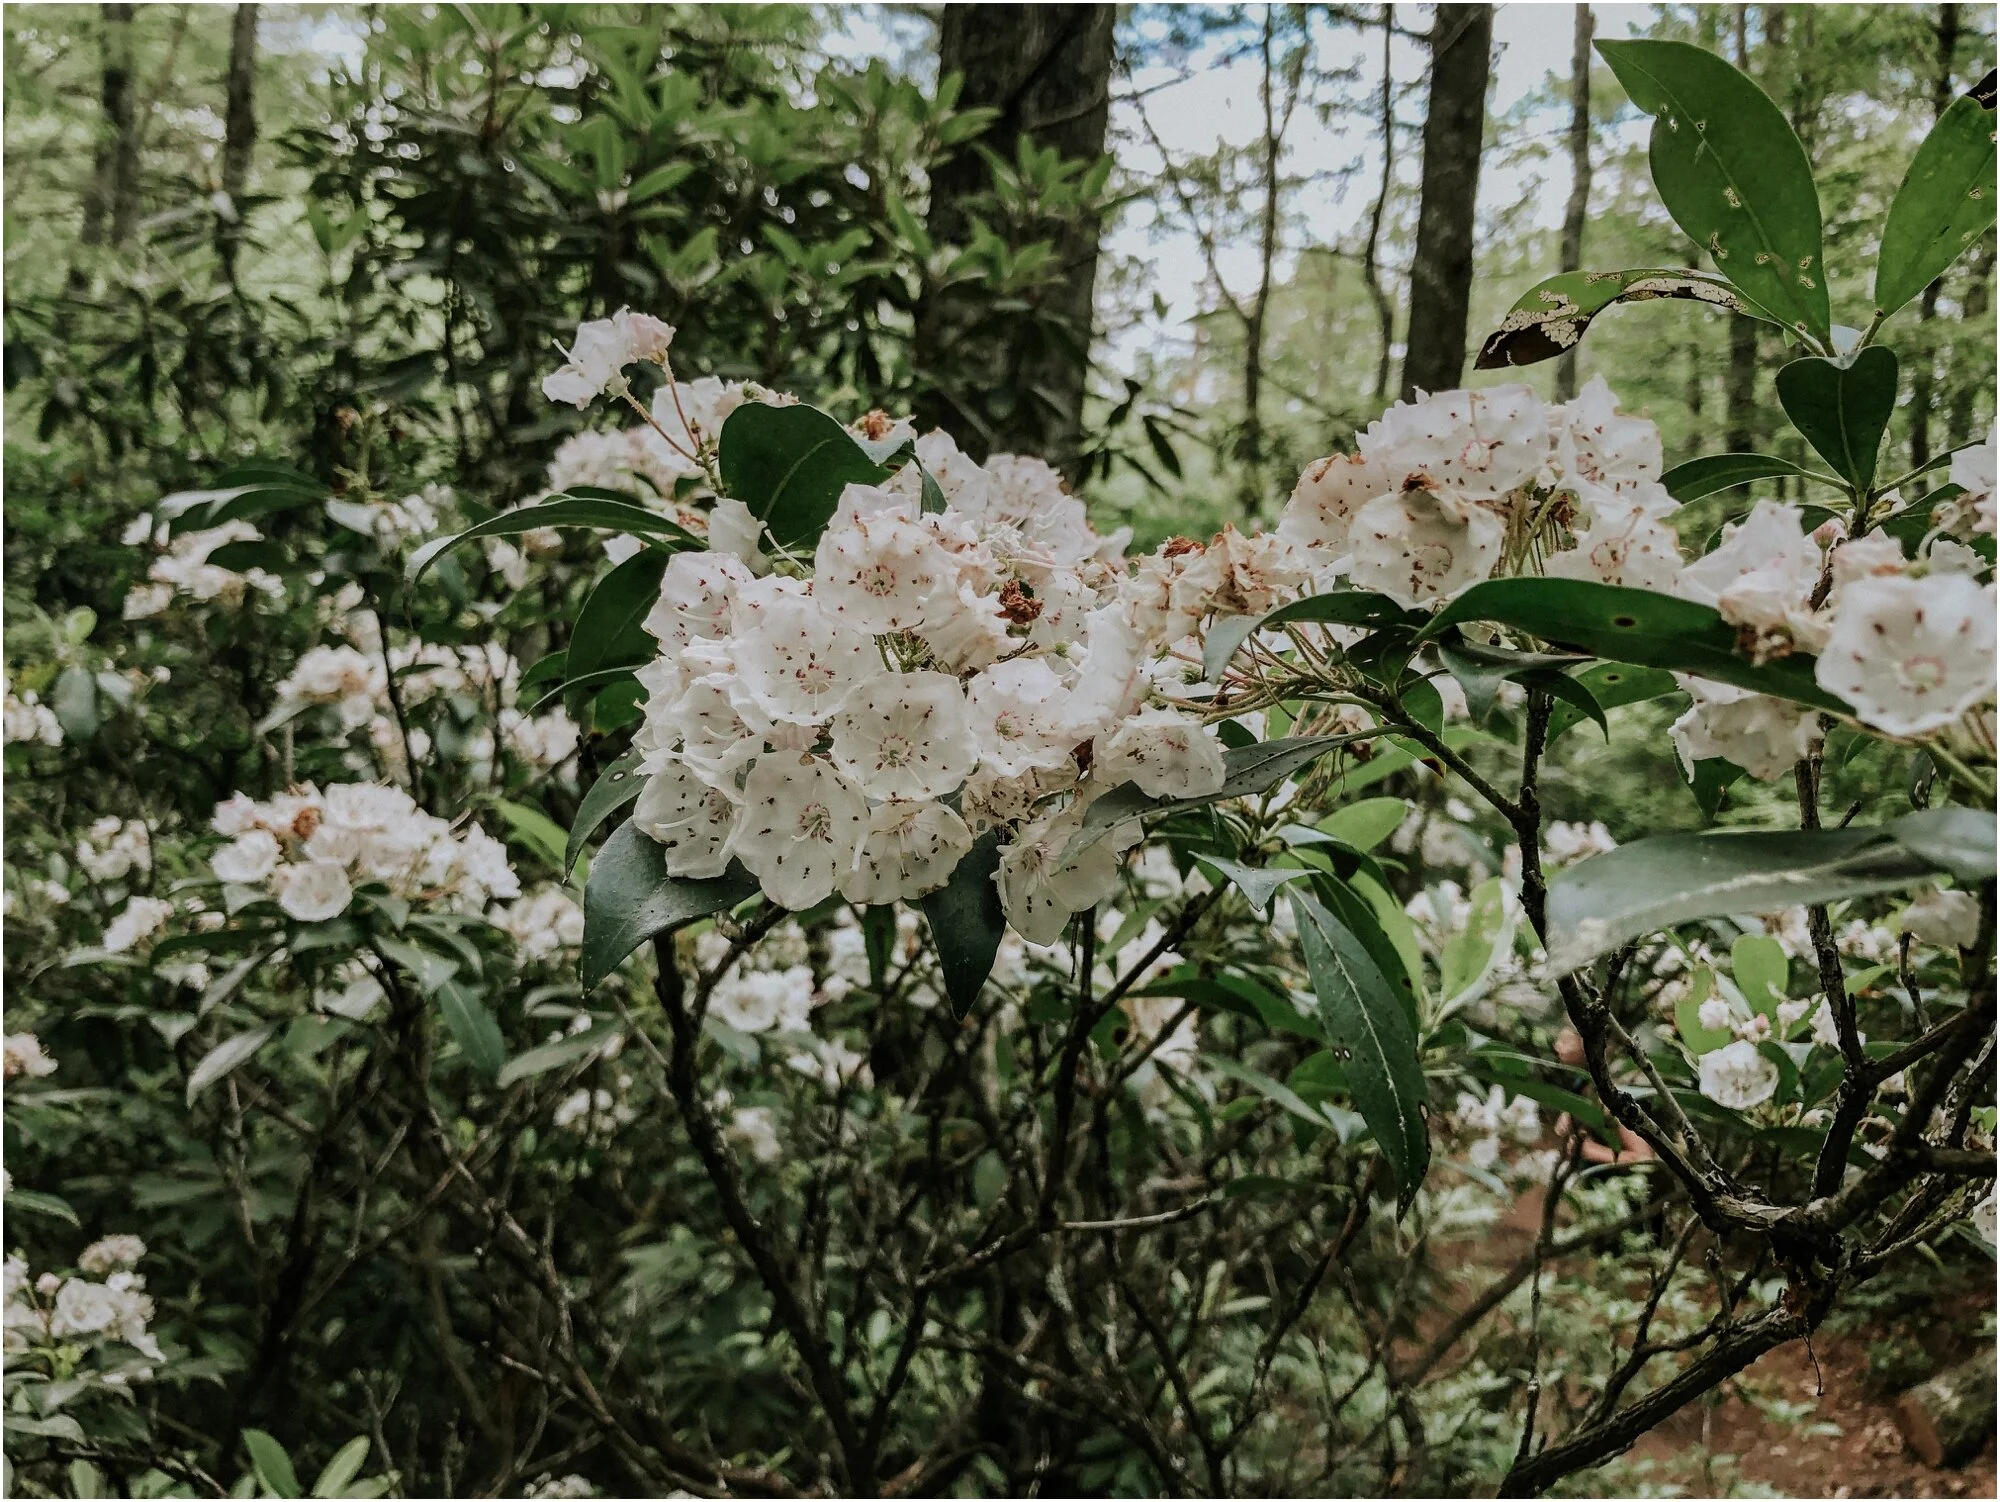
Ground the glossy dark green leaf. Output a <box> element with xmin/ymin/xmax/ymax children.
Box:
<box><xmin>565</xmin><ymin>752</ymin><xmax>647</xmax><ymax>877</ymax></box>
<box><xmin>436</xmin><ymin>979</ymin><xmax>506</xmax><ymax>1079</ymax></box>
<box><xmin>1598</xmin><ymin>39</ymin><xmax>1830</xmax><ymax>343</ymax></box>
<box><xmin>1545</xmin><ymin>809</ymin><xmax>1993</xmax><ymax>971</ymax></box>
<box><xmin>1203</xmin><ymin>587</ymin><xmax>1419</xmax><ymax>681</ymax></box>
<box><xmin>1197</xmin><ymin>855</ymin><xmax>1310</xmax><ymax>916</ymax></box>
<box><xmin>1435</xmin><ymin>634</ymin><xmax>1587</xmax><ymax>721</ymax></box>
<box><xmin>566</xmin><ymin>550</ymin><xmax>667</xmax><ymax>689</ymax></box>
<box><xmin>1875</xmin><ymin>71</ymin><xmax>1999</xmax><ymax>318</ymax></box>
<box><xmin>408</xmin><ymin>494</ymin><xmax>699</xmax><ymax>582</ymax></box>
<box><xmin>496</xmin><ymin>1021</ymin><xmax>620</xmax><ymax>1087</ymax></box>
<box><xmin>580</xmin><ymin>822</ymin><xmax>760</xmax><ymax>990</ymax></box>
<box><xmin>1542</xmin><ymin>662</ymin><xmax>1682</xmax><ymax>744</ymax></box>
<box><xmin>1476</xmin><ymin>266</ymin><xmax>1755</xmax><ymax>370</ymax></box>
<box><xmin>920</xmin><ymin>828</ymin><xmax>1006</xmax><ymax>1016</ymax></box>
<box><xmin>1427</xmin><ymin>578</ymin><xmax>1845</xmax><ymax>713</ymax></box>
<box><xmin>1661</xmin><ymin>451</ymin><xmax>1834</xmax><ymax>503</ymax></box>
<box><xmin>717</xmin><ymin>401</ymin><xmax>891</xmax><ymax>550</ymax></box>
<box><xmin>1288</xmin><ymin>890</ymin><xmax>1429</xmax><ymax>1215</ymax></box>
<box><xmin>1682</xmin><ymin>754</ymin><xmax>1747</xmax><ymax>819</ymax></box>
<box><xmin>1774</xmin><ymin>347</ymin><xmax>1899</xmax><ymax>492</ymax></box>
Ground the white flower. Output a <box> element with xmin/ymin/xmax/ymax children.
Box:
<box><xmin>707</xmin><ymin>498</ymin><xmax>770</xmax><ymax>575</ymax></box>
<box><xmin>3</xmin><ymin>1033</ymin><xmax>57</xmax><ymax>1080</ymax></box>
<box><xmin>212</xmin><ymin>829</ymin><xmax>281</xmax><ymax>885</ymax></box>
<box><xmin>1544</xmin><ymin>505</ymin><xmax>1684</xmax><ymax>593</ymax></box>
<box><xmin>274</xmin><ymin>861</ymin><xmax>353</xmax><ymax>923</ymax></box>
<box><xmin>1971</xmin><ymin>1194</ymin><xmax>1997</xmax><ymax>1245</ymax></box>
<box><xmin>1815</xmin><ymin>571</ymin><xmax>1995</xmax><ymax>737</ymax></box>
<box><xmin>633</xmin><ymin>755</ymin><xmax>742</xmax><ymax>878</ymax></box>
<box><xmin>1677</xmin><ymin>502</ymin><xmax>1823</xmax><ymax>646</ymax></box>
<box><xmin>77</xmin><ymin>1237</ymin><xmax>146</xmax><ymax>1275</ymax></box>
<box><xmin>1359</xmin><ymin>384</ymin><xmax>1549</xmax><ymax>497</ymax></box>
<box><xmin>814</xmin><ymin>493</ymin><xmax>948</xmax><ymax>633</ymax></box>
<box><xmin>1697</xmin><ymin>1039</ymin><xmax>1779</xmax><ymax>1111</ymax></box>
<box><xmin>492</xmin><ymin>886</ymin><xmax>586</xmax><ymax>962</ymax></box>
<box><xmin>842</xmin><ymin>798</ymin><xmax>974</xmax><ymax>905</ymax></box>
<box><xmin>995</xmin><ymin>811</ymin><xmax>1127</xmax><ymax>946</ymax></box>
<box><xmin>1550</xmin><ymin>377</ymin><xmax>1667</xmax><ymax>518</ymax></box>
<box><xmin>1696</xmin><ymin>997</ymin><xmax>1734</xmax><ymax>1034</ymax></box>
<box><xmin>103</xmin><ymin>896</ymin><xmax>173</xmax><ymax>953</ymax></box>
<box><xmin>727</xmin><ymin>1106</ymin><xmax>784</xmax><ymax>1164</ymax></box>
<box><xmin>1543</xmin><ymin>820</ymin><xmax>1616</xmax><ymax>866</ymax></box>
<box><xmin>730</xmin><ymin>755</ymin><xmax>869</xmax><ymax>910</ymax></box>
<box><xmin>49</xmin><ymin>1278</ymin><xmax>122</xmax><ymax>1337</ymax></box>
<box><xmin>1094</xmin><ymin>708</ymin><xmax>1227</xmax><ymax>800</ymax></box>
<box><xmin>965</xmin><ymin>658</ymin><xmax>1075</xmax><ymax>778</ymax></box>
<box><xmin>710</xmin><ymin>965</ymin><xmax>816</xmax><ymax>1033</ymax></box>
<box><xmin>827</xmin><ymin>672</ymin><xmax>978</xmax><ymax>801</ymax></box>
<box><xmin>541</xmin><ymin>309</ymin><xmax>674</xmax><ymax>407</ymax></box>
<box><xmin>3</xmin><ymin>688</ymin><xmax>63</xmax><ymax>747</ymax></box>
<box><xmin>644</xmin><ymin>552</ymin><xmax>751</xmax><ymax>650</ymax></box>
<box><xmin>1902</xmin><ymin>886</ymin><xmax>1982</xmax><ymax>950</ymax></box>
<box><xmin>76</xmin><ymin>817</ymin><xmax>151</xmax><ymax>883</ymax></box>
<box><xmin>1279</xmin><ymin>451</ymin><xmax>1399</xmax><ymax>560</ymax></box>
<box><xmin>734</xmin><ymin>592</ymin><xmax>883</xmax><ymax>726</ymax></box>
<box><xmin>1207</xmin><ymin>526</ymin><xmax>1309</xmax><ymax>616</ymax></box>
<box><xmin>1669</xmin><ymin>681</ymin><xmax>1820</xmax><ymax>782</ymax></box>
<box><xmin>1944</xmin><ymin>429</ymin><xmax>1994</xmax><ymax>537</ymax></box>
<box><xmin>1347</xmin><ymin>479</ymin><xmax>1504</xmax><ymax>609</ymax></box>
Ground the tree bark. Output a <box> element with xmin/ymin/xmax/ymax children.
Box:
<box><xmin>1553</xmin><ymin>4</ymin><xmax>1595</xmax><ymax>403</ymax></box>
<box><xmin>1360</xmin><ymin>5</ymin><xmax>1399</xmax><ymax>408</ymax></box>
<box><xmin>1895</xmin><ymin>1346</ymin><xmax>1996</xmax><ymax>1468</ymax></box>
<box><xmin>1909</xmin><ymin>2</ymin><xmax>1961</xmax><ymax>470</ymax></box>
<box><xmin>217</xmin><ymin>3</ymin><xmax>260</xmax><ymax>287</ymax></box>
<box><xmin>82</xmin><ymin>3</ymin><xmax>139</xmax><ymax>249</ymax></box>
<box><xmin>1399</xmin><ymin>3</ymin><xmax>1493</xmax><ymax>402</ymax></box>
<box><xmin>914</xmin><ymin>4</ymin><xmax>1117</xmax><ymax>476</ymax></box>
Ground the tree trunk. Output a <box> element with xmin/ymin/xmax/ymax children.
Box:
<box><xmin>1239</xmin><ymin>7</ymin><xmax>1292</xmax><ymax>515</ymax></box>
<box><xmin>1722</xmin><ymin>5</ymin><xmax>1761</xmax><ymax>452</ymax></box>
<box><xmin>217</xmin><ymin>3</ymin><xmax>260</xmax><ymax>287</ymax></box>
<box><xmin>1553</xmin><ymin>4</ymin><xmax>1595</xmax><ymax>403</ymax></box>
<box><xmin>1360</xmin><ymin>4</ymin><xmax>1399</xmax><ymax>408</ymax></box>
<box><xmin>914</xmin><ymin>4</ymin><xmax>1117</xmax><ymax>476</ymax></box>
<box><xmin>1895</xmin><ymin>1346</ymin><xmax>1996</xmax><ymax>1467</ymax></box>
<box><xmin>82</xmin><ymin>3</ymin><xmax>139</xmax><ymax>250</ymax></box>
<box><xmin>1947</xmin><ymin>232</ymin><xmax>1994</xmax><ymax>447</ymax></box>
<box><xmin>1399</xmin><ymin>3</ymin><xmax>1492</xmax><ymax>402</ymax></box>
<box><xmin>1909</xmin><ymin>2</ymin><xmax>1961</xmax><ymax>470</ymax></box>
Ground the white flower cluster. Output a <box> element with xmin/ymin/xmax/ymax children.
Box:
<box><xmin>1280</xmin><ymin>383</ymin><xmax>1996</xmax><ymax>775</ymax></box>
<box><xmin>4</xmin><ymin>1032</ymin><xmax>57</xmax><ymax>1080</ymax></box>
<box><xmin>1449</xmin><ymin>1085</ymin><xmax>1542</xmax><ymax>1171</ymax></box>
<box><xmin>3</xmin><ymin>684</ymin><xmax>63</xmax><ymax>747</ymax></box>
<box><xmin>208</xmin><ymin>781</ymin><xmax>519</xmax><ymax>923</ymax></box>
<box><xmin>76</xmin><ymin>816</ymin><xmax>151</xmax><ymax>884</ymax></box>
<box><xmin>121</xmin><ymin>518</ymin><xmax>285</xmax><ymax>620</ymax></box>
<box><xmin>103</xmin><ymin>894</ymin><xmax>175</xmax><ymax>953</ymax></box>
<box><xmin>1697</xmin><ymin>1039</ymin><xmax>1779</xmax><ymax>1111</ymax></box>
<box><xmin>540</xmin><ymin>307</ymin><xmax>677</xmax><ymax>408</ymax></box>
<box><xmin>5</xmin><ymin>1246</ymin><xmax>162</xmax><ymax>1373</ymax></box>
<box><xmin>492</xmin><ymin>886</ymin><xmax>586</xmax><ymax>963</ymax></box>
<box><xmin>353</xmin><ymin>482</ymin><xmax>453</xmax><ymax>551</ymax></box>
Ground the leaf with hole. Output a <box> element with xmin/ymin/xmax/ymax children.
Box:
<box><xmin>1476</xmin><ymin>267</ymin><xmax>1755</xmax><ymax>369</ymax></box>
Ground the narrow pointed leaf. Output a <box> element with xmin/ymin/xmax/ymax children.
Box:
<box><xmin>920</xmin><ymin>828</ymin><xmax>1006</xmax><ymax>1016</ymax></box>
<box><xmin>566</xmin><ymin>752</ymin><xmax>647</xmax><ymax>876</ymax></box>
<box><xmin>1875</xmin><ymin>71</ymin><xmax>1999</xmax><ymax>319</ymax></box>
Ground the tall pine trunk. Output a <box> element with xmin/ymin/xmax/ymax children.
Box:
<box><xmin>914</xmin><ymin>4</ymin><xmax>1116</xmax><ymax>476</ymax></box>
<box><xmin>81</xmin><ymin>3</ymin><xmax>139</xmax><ymax>250</ymax></box>
<box><xmin>1553</xmin><ymin>4</ymin><xmax>1594</xmax><ymax>403</ymax></box>
<box><xmin>1400</xmin><ymin>3</ymin><xmax>1492</xmax><ymax>402</ymax></box>
<box><xmin>1360</xmin><ymin>5</ymin><xmax>1399</xmax><ymax>408</ymax></box>
<box><xmin>217</xmin><ymin>3</ymin><xmax>260</xmax><ymax>288</ymax></box>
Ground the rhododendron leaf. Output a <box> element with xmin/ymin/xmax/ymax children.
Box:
<box><xmin>310</xmin><ymin>1437</ymin><xmax>374</xmax><ymax>1500</ymax></box>
<box><xmin>1476</xmin><ymin>267</ymin><xmax>1756</xmax><ymax>370</ymax></box>
<box><xmin>435</xmin><ymin>980</ymin><xmax>506</xmax><ymax>1079</ymax></box>
<box><xmin>1597</xmin><ymin>40</ymin><xmax>1831</xmax><ymax>345</ymax></box>
<box><xmin>1730</xmin><ymin>935</ymin><xmax>1790</xmax><ymax>1021</ymax></box>
<box><xmin>1682</xmin><ymin>754</ymin><xmax>1746</xmax><ymax>819</ymax></box>
<box><xmin>1203</xmin><ymin>587</ymin><xmax>1419</xmax><ymax>682</ymax></box>
<box><xmin>1131</xmin><ymin>970</ymin><xmax>1315</xmax><ymax>1039</ymax></box>
<box><xmin>1435</xmin><ymin>634</ymin><xmax>1587</xmax><ymax>721</ymax></box>
<box><xmin>1518</xmin><ymin>668</ymin><xmax>1610</xmax><ymax>741</ymax></box>
<box><xmin>375</xmin><ymin>938</ymin><xmax>459</xmax><ymax>995</ymax></box>
<box><xmin>186</xmin><ymin>1024</ymin><xmax>277</xmax><ymax>1104</ymax></box>
<box><xmin>718</xmin><ymin>401</ymin><xmax>892</xmax><ymax>550</ymax></box>
<box><xmin>565</xmin><ymin>752</ymin><xmax>646</xmax><ymax>878</ymax></box>
<box><xmin>1661</xmin><ymin>451</ymin><xmax>1834</xmax><ymax>503</ymax></box>
<box><xmin>1439</xmin><ymin>877</ymin><xmax>1517</xmax><ymax>1008</ymax></box>
<box><xmin>1773</xmin><ymin>346</ymin><xmax>1899</xmax><ymax>493</ymax></box>
<box><xmin>496</xmin><ymin>1022</ymin><xmax>621</xmax><ymax>1087</ymax></box>
<box><xmin>1426</xmin><ymin>578</ymin><xmax>1845</xmax><ymax>712</ymax></box>
<box><xmin>407</xmin><ymin>495</ymin><xmax>698</xmax><ymax>583</ymax></box>
<box><xmin>1316</xmin><ymin>797</ymin><xmax>1408</xmax><ymax>853</ymax></box>
<box><xmin>241</xmin><ymin>1429</ymin><xmax>301</xmax><ymax>1500</ymax></box>
<box><xmin>1200</xmin><ymin>1052</ymin><xmax>1346</xmax><ymax>1133</ymax></box>
<box><xmin>1198</xmin><ymin>855</ymin><xmax>1309</xmax><ymax>916</ymax></box>
<box><xmin>493</xmin><ymin>798</ymin><xmax>568</xmax><ymax>875</ymax></box>
<box><xmin>3</xmin><ymin>1189</ymin><xmax>79</xmax><ymax>1226</ymax></box>
<box><xmin>580</xmin><ymin>821</ymin><xmax>759</xmax><ymax>990</ymax></box>
<box><xmin>1546</xmin><ymin>663</ymin><xmax>1680</xmax><ymax>745</ymax></box>
<box><xmin>1312</xmin><ymin>872</ymin><xmax>1422</xmax><ymax>1024</ymax></box>
<box><xmin>1875</xmin><ymin>72</ymin><xmax>1999</xmax><ymax>320</ymax></box>
<box><xmin>1068</xmin><ymin>736</ymin><xmax>1356</xmax><ymax>857</ymax></box>
<box><xmin>566</xmin><ymin>550</ymin><xmax>669</xmax><ymax>691</ymax></box>
<box><xmin>1287</xmin><ymin>889</ymin><xmax>1429</xmax><ymax>1216</ymax></box>
<box><xmin>920</xmin><ymin>828</ymin><xmax>1006</xmax><ymax>1017</ymax></box>
<box><xmin>1674</xmin><ymin>965</ymin><xmax>1732</xmax><ymax>1055</ymax></box>
<box><xmin>1544</xmin><ymin>810</ymin><xmax>1991</xmax><ymax>972</ymax></box>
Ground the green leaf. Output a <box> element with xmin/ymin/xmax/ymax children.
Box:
<box><xmin>920</xmin><ymin>828</ymin><xmax>1006</xmax><ymax>1016</ymax></box>
<box><xmin>1198</xmin><ymin>856</ymin><xmax>1310</xmax><ymax>917</ymax></box>
<box><xmin>1316</xmin><ymin>797</ymin><xmax>1409</xmax><ymax>852</ymax></box>
<box><xmin>1545</xmin><ymin>810</ymin><xmax>1992</xmax><ymax>971</ymax></box>
<box><xmin>1426</xmin><ymin>578</ymin><xmax>1845</xmax><ymax>713</ymax></box>
<box><xmin>1546</xmin><ymin>662</ymin><xmax>1680</xmax><ymax>744</ymax></box>
<box><xmin>1132</xmin><ymin>971</ymin><xmax>1318</xmax><ymax>1039</ymax></box>
<box><xmin>242</xmin><ymin>1429</ymin><xmax>301</xmax><ymax>1499</ymax></box>
<box><xmin>493</xmin><ymin>799</ymin><xmax>568</xmax><ymax>874</ymax></box>
<box><xmin>1289</xmin><ymin>890</ymin><xmax>1429</xmax><ymax>1213</ymax></box>
<box><xmin>717</xmin><ymin>401</ymin><xmax>891</xmax><ymax>551</ymax></box>
<box><xmin>3</xmin><ymin>1189</ymin><xmax>80</xmax><ymax>1226</ymax></box>
<box><xmin>1203</xmin><ymin>587</ymin><xmax>1419</xmax><ymax>681</ymax></box>
<box><xmin>1201</xmin><ymin>1052</ymin><xmax>1345</xmax><ymax>1132</ymax></box>
<box><xmin>436</xmin><ymin>979</ymin><xmax>506</xmax><ymax>1079</ymax></box>
<box><xmin>374</xmin><ymin>937</ymin><xmax>459</xmax><ymax>995</ymax></box>
<box><xmin>1597</xmin><ymin>39</ymin><xmax>1830</xmax><ymax>344</ymax></box>
<box><xmin>186</xmin><ymin>1025</ymin><xmax>277</xmax><ymax>1104</ymax></box>
<box><xmin>408</xmin><ymin>495</ymin><xmax>698</xmax><ymax>583</ymax></box>
<box><xmin>1067</xmin><ymin>736</ymin><xmax>1355</xmax><ymax>858</ymax></box>
<box><xmin>1875</xmin><ymin>71</ymin><xmax>1999</xmax><ymax>319</ymax></box>
<box><xmin>566</xmin><ymin>550</ymin><xmax>667</xmax><ymax>688</ymax></box>
<box><xmin>1773</xmin><ymin>347</ymin><xmax>1899</xmax><ymax>493</ymax></box>
<box><xmin>581</xmin><ymin>822</ymin><xmax>759</xmax><ymax>990</ymax></box>
<box><xmin>1661</xmin><ymin>451</ymin><xmax>1835</xmax><ymax>503</ymax></box>
<box><xmin>566</xmin><ymin>752</ymin><xmax>647</xmax><ymax>877</ymax></box>
<box><xmin>1438</xmin><ymin>877</ymin><xmax>1517</xmax><ymax>1009</ymax></box>
<box><xmin>495</xmin><ymin>1022</ymin><xmax>620</xmax><ymax>1087</ymax></box>
<box><xmin>1730</xmin><ymin>934</ymin><xmax>1790</xmax><ymax>1020</ymax></box>
<box><xmin>51</xmin><ymin>664</ymin><xmax>98</xmax><ymax>742</ymax></box>
<box><xmin>1674</xmin><ymin>964</ymin><xmax>1733</xmax><ymax>1054</ymax></box>
<box><xmin>1476</xmin><ymin>267</ymin><xmax>1755</xmax><ymax>370</ymax></box>
<box><xmin>1435</xmin><ymin>634</ymin><xmax>1587</xmax><ymax>721</ymax></box>
<box><xmin>310</xmin><ymin>1437</ymin><xmax>373</xmax><ymax>1499</ymax></box>
<box><xmin>1683</xmin><ymin>755</ymin><xmax>1747</xmax><ymax>819</ymax></box>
